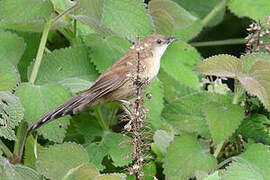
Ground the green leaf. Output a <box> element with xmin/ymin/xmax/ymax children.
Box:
<box><xmin>149</xmin><ymin>0</ymin><xmax>196</xmax><ymax>30</ymax></box>
<box><xmin>203</xmin><ymin>99</ymin><xmax>244</xmax><ymax>144</ymax></box>
<box><xmin>85</xmin><ymin>132</ymin><xmax>133</xmax><ymax>170</ymax></box>
<box><xmin>234</xmin><ymin>114</ymin><xmax>270</xmax><ymax>145</ymax></box>
<box><xmin>75</xmin><ymin>163</ymin><xmax>100</xmax><ymax>180</ymax></box>
<box><xmin>142</xmin><ymin>161</ymin><xmax>157</xmax><ymax>179</ymax></box>
<box><xmin>0</xmin><ymin>0</ymin><xmax>68</xmax><ymax>32</ymax></box>
<box><xmin>238</xmin><ymin>60</ymin><xmax>270</xmax><ymax>111</ymax></box>
<box><xmin>73</xmin><ymin>112</ymin><xmax>103</xmax><ymax>144</ymax></box>
<box><xmin>222</xmin><ymin>144</ymin><xmax>270</xmax><ymax>180</ymax></box>
<box><xmin>228</xmin><ymin>0</ymin><xmax>270</xmax><ymax>21</ymax></box>
<box><xmin>164</xmin><ymin>135</ymin><xmax>216</xmax><ymax>180</ymax></box>
<box><xmin>0</xmin><ymin>158</ymin><xmax>42</xmax><ymax>180</ymax></box>
<box><xmin>75</xmin><ymin>0</ymin><xmax>153</xmax><ymax>41</ymax></box>
<box><xmin>84</xmin><ymin>34</ymin><xmax>131</xmax><ymax>73</ymax></box>
<box><xmin>162</xmin><ymin>92</ymin><xmax>214</xmax><ymax>138</ymax></box>
<box><xmin>149</xmin><ymin>9</ymin><xmax>174</xmax><ymax>36</ymax></box>
<box><xmin>193</xmin><ymin>55</ymin><xmax>242</xmax><ymax>78</ymax></box>
<box><xmin>102</xmin><ymin>0</ymin><xmax>153</xmax><ymax>41</ymax></box>
<box><xmin>241</xmin><ymin>53</ymin><xmax>270</xmax><ymax>74</ymax></box>
<box><xmin>161</xmin><ymin>40</ymin><xmax>201</xmax><ymax>89</ymax></box>
<box><xmin>15</xmin><ymin>83</ymin><xmax>71</xmax><ymax>143</ymax></box>
<box><xmin>73</xmin><ymin>0</ymin><xmax>113</xmax><ymax>37</ymax></box>
<box><xmin>144</xmin><ymin>79</ymin><xmax>164</xmax><ymax>129</ymax></box>
<box><xmin>0</xmin><ymin>0</ymin><xmax>53</xmax><ymax>22</ymax></box>
<box><xmin>0</xmin><ymin>92</ymin><xmax>24</xmax><ymax>140</ymax></box>
<box><xmin>173</xmin><ymin>19</ymin><xmax>203</xmax><ymax>42</ymax></box>
<box><xmin>85</xmin><ymin>143</ymin><xmax>108</xmax><ymax>170</ymax></box>
<box><xmin>62</xmin><ymin>162</ymin><xmax>100</xmax><ymax>180</ymax></box>
<box><xmin>153</xmin><ymin>130</ymin><xmax>174</xmax><ymax>154</ymax></box>
<box><xmin>0</xmin><ymin>59</ymin><xmax>19</xmax><ymax>91</ymax></box>
<box><xmin>172</xmin><ymin>0</ymin><xmax>226</xmax><ymax>27</ymax></box>
<box><xmin>103</xmin><ymin>132</ymin><xmax>133</xmax><ymax>167</ymax></box>
<box><xmin>30</xmin><ymin>46</ymin><xmax>98</xmax><ymax>88</ymax></box>
<box><xmin>24</xmin><ymin>135</ymin><xmax>43</xmax><ymax>169</ymax></box>
<box><xmin>94</xmin><ymin>174</ymin><xmax>126</xmax><ymax>180</ymax></box>
<box><xmin>158</xmin><ymin>68</ymin><xmax>196</xmax><ymax>103</ymax></box>
<box><xmin>0</xmin><ymin>31</ymin><xmax>25</xmax><ymax>65</ymax></box>
<box><xmin>149</xmin><ymin>0</ymin><xmax>202</xmax><ymax>41</ymax></box>
<box><xmin>76</xmin><ymin>21</ymin><xmax>95</xmax><ymax>37</ymax></box>
<box><xmin>36</xmin><ymin>142</ymin><xmax>89</xmax><ymax>180</ymax></box>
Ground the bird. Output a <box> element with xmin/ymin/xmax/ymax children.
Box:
<box><xmin>28</xmin><ymin>34</ymin><xmax>178</xmax><ymax>131</ymax></box>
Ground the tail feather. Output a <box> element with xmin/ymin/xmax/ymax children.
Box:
<box><xmin>27</xmin><ymin>94</ymin><xmax>90</xmax><ymax>132</ymax></box>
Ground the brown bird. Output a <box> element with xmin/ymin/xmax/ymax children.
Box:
<box><xmin>28</xmin><ymin>34</ymin><xmax>178</xmax><ymax>131</ymax></box>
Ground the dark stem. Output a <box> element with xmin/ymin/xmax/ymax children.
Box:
<box><xmin>133</xmin><ymin>51</ymin><xmax>143</xmax><ymax>180</ymax></box>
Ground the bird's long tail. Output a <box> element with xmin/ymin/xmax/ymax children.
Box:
<box><xmin>27</xmin><ymin>92</ymin><xmax>91</xmax><ymax>132</ymax></box>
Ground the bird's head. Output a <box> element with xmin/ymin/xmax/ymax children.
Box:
<box><xmin>141</xmin><ymin>34</ymin><xmax>178</xmax><ymax>58</ymax></box>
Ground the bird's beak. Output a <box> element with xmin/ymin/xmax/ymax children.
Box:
<box><xmin>167</xmin><ymin>37</ymin><xmax>179</xmax><ymax>44</ymax></box>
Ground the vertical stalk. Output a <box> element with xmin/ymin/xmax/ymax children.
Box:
<box><xmin>29</xmin><ymin>19</ymin><xmax>51</xmax><ymax>84</ymax></box>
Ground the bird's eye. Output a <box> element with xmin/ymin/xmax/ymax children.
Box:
<box><xmin>156</xmin><ymin>39</ymin><xmax>162</xmax><ymax>44</ymax></box>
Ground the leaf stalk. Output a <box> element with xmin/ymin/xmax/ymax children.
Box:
<box><xmin>29</xmin><ymin>19</ymin><xmax>52</xmax><ymax>84</ymax></box>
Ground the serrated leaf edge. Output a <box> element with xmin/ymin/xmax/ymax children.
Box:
<box><xmin>192</xmin><ymin>54</ymin><xmax>242</xmax><ymax>77</ymax></box>
<box><xmin>36</xmin><ymin>142</ymin><xmax>89</xmax><ymax>179</ymax></box>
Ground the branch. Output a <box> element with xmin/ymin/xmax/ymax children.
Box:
<box><xmin>190</xmin><ymin>38</ymin><xmax>247</xmax><ymax>47</ymax></box>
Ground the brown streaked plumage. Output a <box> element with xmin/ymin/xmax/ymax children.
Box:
<box><xmin>28</xmin><ymin>34</ymin><xmax>178</xmax><ymax>131</ymax></box>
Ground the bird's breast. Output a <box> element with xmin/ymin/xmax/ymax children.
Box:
<box><xmin>144</xmin><ymin>56</ymin><xmax>161</xmax><ymax>81</ymax></box>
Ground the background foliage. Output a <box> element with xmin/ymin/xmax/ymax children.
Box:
<box><xmin>0</xmin><ymin>0</ymin><xmax>270</xmax><ymax>179</ymax></box>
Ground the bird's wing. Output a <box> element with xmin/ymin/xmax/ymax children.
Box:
<box><xmin>67</xmin><ymin>72</ymin><xmax>130</xmax><ymax>112</ymax></box>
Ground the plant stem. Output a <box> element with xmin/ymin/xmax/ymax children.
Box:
<box><xmin>0</xmin><ymin>139</ymin><xmax>12</xmax><ymax>158</ymax></box>
<box><xmin>13</xmin><ymin>121</ymin><xmax>28</xmax><ymax>163</ymax></box>
<box><xmin>95</xmin><ymin>106</ymin><xmax>109</xmax><ymax>131</ymax></box>
<box><xmin>29</xmin><ymin>19</ymin><xmax>51</xmax><ymax>84</ymax></box>
<box><xmin>202</xmin><ymin>0</ymin><xmax>230</xmax><ymax>26</ymax></box>
<box><xmin>214</xmin><ymin>140</ymin><xmax>225</xmax><ymax>158</ymax></box>
<box><xmin>190</xmin><ymin>38</ymin><xmax>247</xmax><ymax>47</ymax></box>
